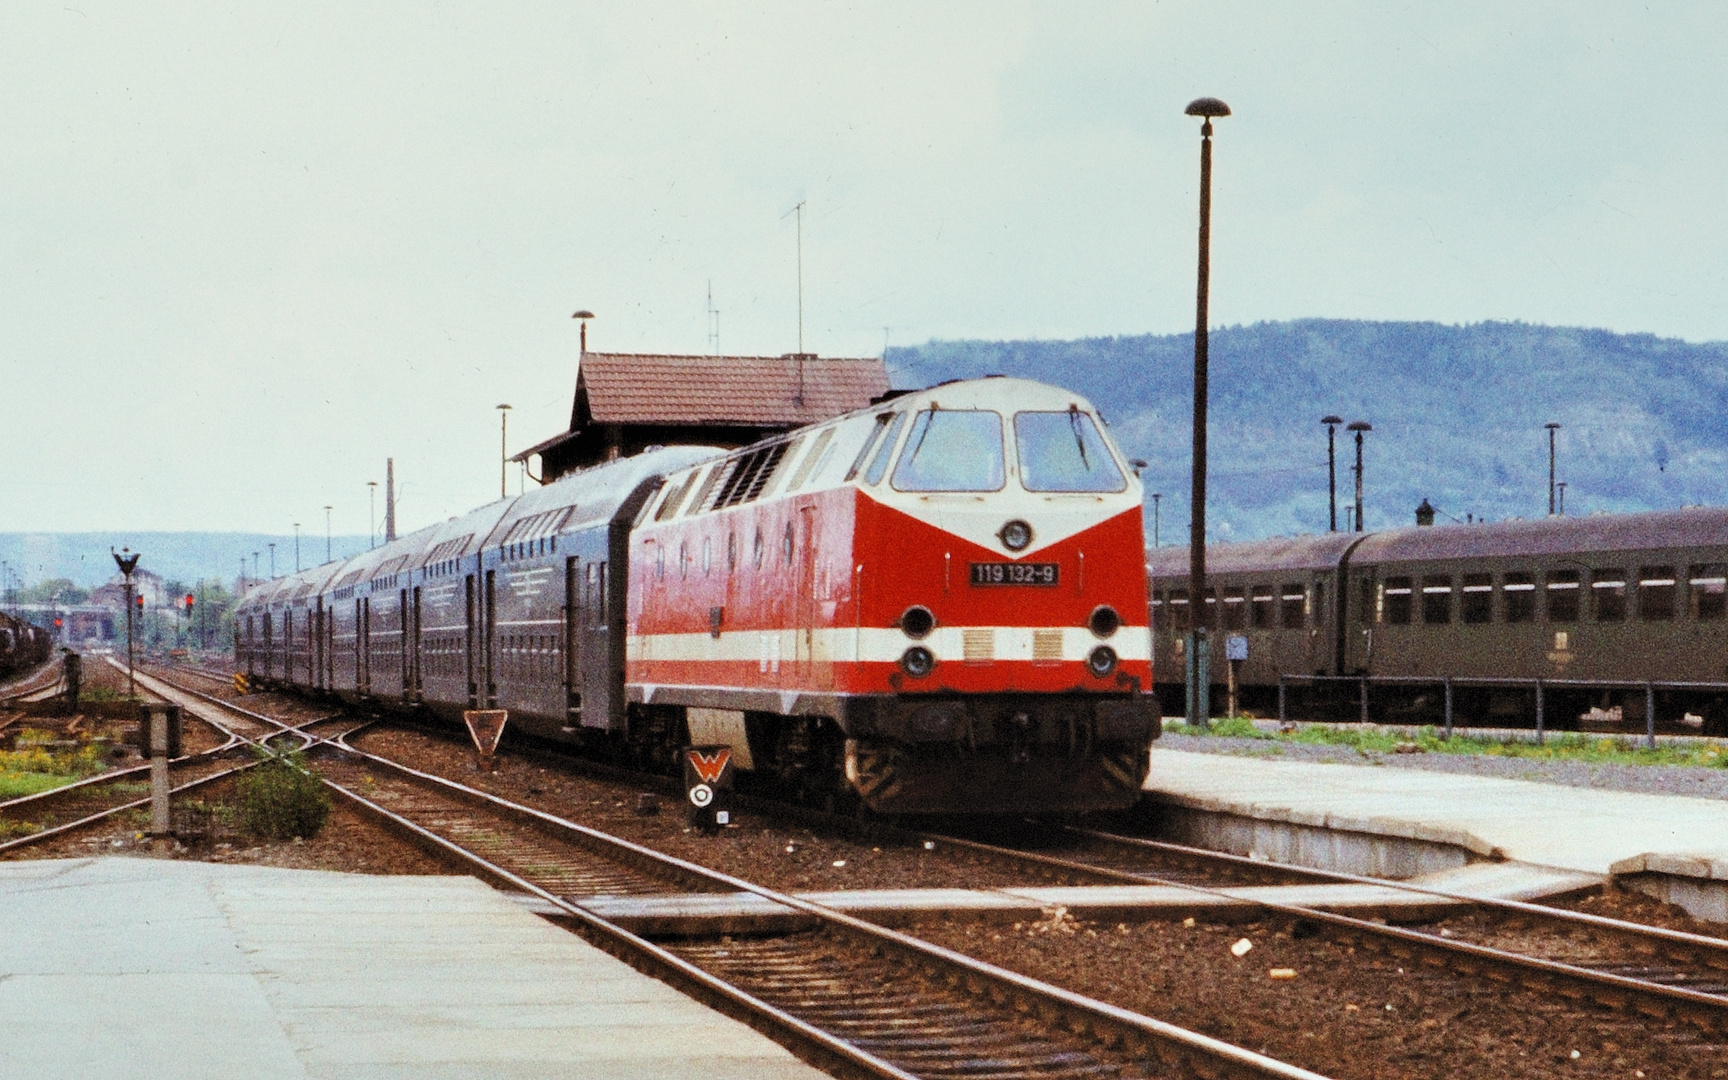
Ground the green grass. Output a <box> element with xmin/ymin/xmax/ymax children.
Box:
<box><xmin>0</xmin><ymin>729</ymin><xmax>114</xmax><ymax>799</ymax></box>
<box><xmin>1165</xmin><ymin>719</ymin><xmax>1728</xmax><ymax>769</ymax></box>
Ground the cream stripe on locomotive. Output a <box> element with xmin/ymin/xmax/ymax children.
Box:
<box><xmin>628</xmin><ymin>625</ymin><xmax>1151</xmax><ymax>666</ymax></box>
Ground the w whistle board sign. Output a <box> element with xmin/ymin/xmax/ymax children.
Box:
<box><xmin>683</xmin><ymin>745</ymin><xmax>736</xmax><ymax>829</ymax></box>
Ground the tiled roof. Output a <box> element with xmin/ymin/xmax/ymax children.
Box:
<box><xmin>578</xmin><ymin>353</ymin><xmax>890</xmax><ymax>427</ymax></box>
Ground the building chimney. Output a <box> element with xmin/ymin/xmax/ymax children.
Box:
<box><xmin>385</xmin><ymin>458</ymin><xmax>397</xmax><ymax>542</ymax></box>
<box><xmin>1415</xmin><ymin>498</ymin><xmax>1436</xmax><ymax>527</ymax></box>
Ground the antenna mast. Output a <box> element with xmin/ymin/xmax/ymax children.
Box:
<box><xmin>707</xmin><ymin>280</ymin><xmax>720</xmax><ymax>357</ymax></box>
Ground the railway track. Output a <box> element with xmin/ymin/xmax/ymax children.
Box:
<box><xmin>0</xmin><ymin>656</ymin><xmax>65</xmax><ymax>705</ymax></box>
<box><xmin>0</xmin><ymin>662</ymin><xmax>351</xmax><ymax>855</ymax></box>
<box><xmin>127</xmin><ymin>667</ymin><xmax>1331</xmax><ymax>1080</ymax></box>
<box><xmin>925</xmin><ymin>822</ymin><xmax>1728</xmax><ymax>1033</ymax></box>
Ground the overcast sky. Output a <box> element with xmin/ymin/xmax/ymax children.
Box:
<box><xmin>4</xmin><ymin>2</ymin><xmax>1725</xmax><ymax>538</ymax></box>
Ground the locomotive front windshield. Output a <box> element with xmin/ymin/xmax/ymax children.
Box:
<box><xmin>891</xmin><ymin>409</ymin><xmax>1006</xmax><ymax>491</ymax></box>
<box><xmin>1014</xmin><ymin>410</ymin><xmax>1126</xmax><ymax>492</ymax></box>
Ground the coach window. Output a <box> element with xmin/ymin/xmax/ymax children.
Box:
<box><xmin>1421</xmin><ymin>576</ymin><xmax>1453</xmax><ymax>624</ymax></box>
<box><xmin>1202</xmin><ymin>591</ymin><xmax>1219</xmax><ymax>628</ymax></box>
<box><xmin>1691</xmin><ymin>565</ymin><xmax>1727</xmax><ymax>620</ymax></box>
<box><xmin>891</xmin><ymin>409</ymin><xmax>1006</xmax><ymax>492</ymax></box>
<box><xmin>1168</xmin><ymin>589</ymin><xmax>1190</xmax><ymax>632</ymax></box>
<box><xmin>1150</xmin><ymin>590</ymin><xmax>1165</xmax><ymax>630</ymax></box>
<box><xmin>1382</xmin><ymin>576</ymin><xmax>1413</xmax><ymax>625</ymax></box>
<box><xmin>753</xmin><ymin>530</ymin><xmax>765</xmax><ymax>570</ymax></box>
<box><xmin>702</xmin><ymin>538</ymin><xmax>713</xmax><ymax>576</ymax></box>
<box><xmin>1503</xmin><ymin>572</ymin><xmax>1536</xmax><ymax>623</ymax></box>
<box><xmin>1592</xmin><ymin>570</ymin><xmax>1627</xmax><ymax>622</ymax></box>
<box><xmin>727</xmin><ymin>531</ymin><xmax>737</xmax><ymax>573</ymax></box>
<box><xmin>1638</xmin><ymin>566</ymin><xmax>1677</xmax><ymax>621</ymax></box>
<box><xmin>655</xmin><ymin>545</ymin><xmax>665</xmax><ymax>581</ymax></box>
<box><xmin>679</xmin><ymin>542</ymin><xmax>689</xmax><ymax>581</ymax></box>
<box><xmin>1460</xmin><ymin>573</ymin><xmax>1492</xmax><ymax>624</ymax></box>
<box><xmin>783</xmin><ymin>522</ymin><xmax>795</xmax><ymax>565</ymax></box>
<box><xmin>1280</xmin><ymin>584</ymin><xmax>1305</xmax><ymax>628</ymax></box>
<box><xmin>1251</xmin><ymin>586</ymin><xmax>1275</xmax><ymax>628</ymax></box>
<box><xmin>1546</xmin><ymin>569</ymin><xmax>1580</xmax><ymax>622</ymax></box>
<box><xmin>1222</xmin><ymin>587</ymin><xmax>1246</xmax><ymax>631</ymax></box>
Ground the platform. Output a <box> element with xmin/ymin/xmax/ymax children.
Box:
<box><xmin>1145</xmin><ymin>747</ymin><xmax>1728</xmax><ymax>922</ymax></box>
<box><xmin>0</xmin><ymin>858</ymin><xmax>829</xmax><ymax>1080</ymax></box>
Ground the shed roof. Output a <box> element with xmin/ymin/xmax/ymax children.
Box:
<box><xmin>579</xmin><ymin>352</ymin><xmax>888</xmax><ymax>426</ymax></box>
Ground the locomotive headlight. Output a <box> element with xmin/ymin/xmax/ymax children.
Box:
<box><xmin>998</xmin><ymin>519</ymin><xmax>1033</xmax><ymax>552</ymax></box>
<box><xmin>900</xmin><ymin>605</ymin><xmax>936</xmax><ymax>639</ymax></box>
<box><xmin>1087</xmin><ymin>645</ymin><xmax>1118</xmax><ymax>678</ymax></box>
<box><xmin>1088</xmin><ymin>605</ymin><xmax>1121</xmax><ymax>639</ymax></box>
<box><xmin>901</xmin><ymin>646</ymin><xmax>935</xmax><ymax>678</ymax></box>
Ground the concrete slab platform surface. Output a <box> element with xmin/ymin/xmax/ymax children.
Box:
<box><xmin>1146</xmin><ymin>747</ymin><xmax>1728</xmax><ymax>877</ymax></box>
<box><xmin>579</xmin><ymin>861</ymin><xmax>1602</xmax><ymax>936</ymax></box>
<box><xmin>0</xmin><ymin>857</ymin><xmax>830</xmax><ymax>1080</ymax></box>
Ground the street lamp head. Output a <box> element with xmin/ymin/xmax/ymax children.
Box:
<box><xmin>1185</xmin><ymin>97</ymin><xmax>1232</xmax><ymax>118</ymax></box>
<box><xmin>1321</xmin><ymin>415</ymin><xmax>1343</xmax><ymax>426</ymax></box>
<box><xmin>571</xmin><ymin>310</ymin><xmax>595</xmax><ymax>320</ymax></box>
<box><xmin>1545</xmin><ymin>422</ymin><xmax>1561</xmax><ymax>430</ymax></box>
<box><xmin>496</xmin><ymin>403</ymin><xmax>512</xmax><ymax>412</ymax></box>
<box><xmin>1346</xmin><ymin>421</ymin><xmax>1372</xmax><ymax>433</ymax></box>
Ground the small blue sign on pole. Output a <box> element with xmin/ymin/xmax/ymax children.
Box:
<box><xmin>1225</xmin><ymin>635</ymin><xmax>1249</xmax><ymax>662</ymax></box>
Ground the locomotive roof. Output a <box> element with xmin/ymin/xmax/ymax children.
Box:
<box><xmin>1146</xmin><ymin>506</ymin><xmax>1728</xmax><ymax>581</ymax></box>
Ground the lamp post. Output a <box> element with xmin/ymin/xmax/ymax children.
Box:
<box><xmin>1545</xmin><ymin>422</ymin><xmax>1561</xmax><ymax>516</ymax></box>
<box><xmin>368</xmin><ymin>481</ymin><xmax>379</xmax><ymax>549</ymax></box>
<box><xmin>497</xmin><ymin>403</ymin><xmax>512</xmax><ymax>499</ymax></box>
<box><xmin>1183</xmin><ymin>95</ymin><xmax>1230</xmax><ymax>731</ymax></box>
<box><xmin>323</xmin><ymin>506</ymin><xmax>332</xmax><ymax>563</ymax></box>
<box><xmin>1321</xmin><ymin>415</ymin><xmax>1343</xmax><ymax>531</ymax></box>
<box><xmin>112</xmin><ymin>547</ymin><xmax>140</xmax><ymax>699</ymax></box>
<box><xmin>1347</xmin><ymin>421</ymin><xmax>1372</xmax><ymax>532</ymax></box>
<box><xmin>1152</xmin><ymin>493</ymin><xmax>1162</xmax><ymax>547</ymax></box>
<box><xmin>268</xmin><ymin>543</ymin><xmax>276</xmax><ymax>579</ymax></box>
<box><xmin>293</xmin><ymin>523</ymin><xmax>301</xmax><ymax>572</ymax></box>
<box><xmin>1557</xmin><ymin>481</ymin><xmax>1567</xmax><ymax>515</ymax></box>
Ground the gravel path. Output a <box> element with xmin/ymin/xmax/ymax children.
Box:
<box><xmin>1158</xmin><ymin>731</ymin><xmax>1728</xmax><ymax>801</ymax></box>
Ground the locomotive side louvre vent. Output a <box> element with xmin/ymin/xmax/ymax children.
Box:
<box><xmin>712</xmin><ymin>442</ymin><xmax>792</xmax><ymax>510</ymax></box>
<box><xmin>962</xmin><ymin>628</ymin><xmax>995</xmax><ymax>663</ymax></box>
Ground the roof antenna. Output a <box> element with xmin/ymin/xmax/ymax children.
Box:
<box><xmin>782</xmin><ymin>199</ymin><xmax>807</xmax><ymax>406</ymax></box>
<box><xmin>706</xmin><ymin>280</ymin><xmax>719</xmax><ymax>357</ymax></box>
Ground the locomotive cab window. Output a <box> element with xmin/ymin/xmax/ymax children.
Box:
<box><xmin>1639</xmin><ymin>566</ymin><xmax>1677</xmax><ymax>621</ymax></box>
<box><xmin>1251</xmin><ymin>586</ymin><xmax>1275</xmax><ymax>629</ymax></box>
<box><xmin>1461</xmin><ymin>573</ymin><xmax>1492</xmax><ymax>624</ymax></box>
<box><xmin>1503</xmin><ymin>572</ymin><xmax>1536</xmax><ymax>624</ymax></box>
<box><xmin>1422</xmin><ymin>576</ymin><xmax>1453</xmax><ymax>625</ymax></box>
<box><xmin>1546</xmin><ymin>570</ymin><xmax>1580</xmax><ymax>622</ymax></box>
<box><xmin>1382</xmin><ymin>576</ymin><xmax>1412</xmax><ymax>625</ymax></box>
<box><xmin>1013</xmin><ymin>410</ymin><xmax>1126</xmax><ymax>492</ymax></box>
<box><xmin>1691</xmin><ymin>565</ymin><xmax>1727</xmax><ymax>620</ymax></box>
<box><xmin>1592</xmin><ymin>570</ymin><xmax>1627</xmax><ymax>622</ymax></box>
<box><xmin>891</xmin><ymin>409</ymin><xmax>1005</xmax><ymax>492</ymax></box>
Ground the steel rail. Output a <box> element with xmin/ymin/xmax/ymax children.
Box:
<box><xmin>327</xmin><ymin>731</ymin><xmax>1334</xmax><ymax>1080</ymax></box>
<box><xmin>920</xmin><ymin>826</ymin><xmax>1728</xmax><ymax>1029</ymax></box>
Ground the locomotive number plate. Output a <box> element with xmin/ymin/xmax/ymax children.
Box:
<box><xmin>969</xmin><ymin>562</ymin><xmax>1059</xmax><ymax>587</ymax></box>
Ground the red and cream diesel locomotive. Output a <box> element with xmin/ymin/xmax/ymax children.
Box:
<box><xmin>237</xmin><ymin>375</ymin><xmax>1158</xmax><ymax>815</ymax></box>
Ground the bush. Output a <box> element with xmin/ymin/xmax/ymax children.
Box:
<box><xmin>237</xmin><ymin>751</ymin><xmax>332</xmax><ymax>841</ymax></box>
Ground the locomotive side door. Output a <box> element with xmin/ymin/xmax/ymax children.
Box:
<box><xmin>794</xmin><ymin>505</ymin><xmax>823</xmax><ymax>688</ymax></box>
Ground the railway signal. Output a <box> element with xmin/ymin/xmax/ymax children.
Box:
<box><xmin>684</xmin><ymin>746</ymin><xmax>735</xmax><ymax>833</ymax></box>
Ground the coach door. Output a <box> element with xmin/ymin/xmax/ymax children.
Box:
<box><xmin>313</xmin><ymin>598</ymin><xmax>325</xmax><ymax>689</ymax></box>
<box><xmin>564</xmin><ymin>556</ymin><xmax>582</xmax><ymax>725</ymax></box>
<box><xmin>464</xmin><ymin>573</ymin><xmax>478</xmax><ymax>708</ymax></box>
<box><xmin>409</xmin><ymin>586</ymin><xmax>422</xmax><ymax>702</ymax></box>
<box><xmin>358</xmin><ymin>597</ymin><xmax>371</xmax><ymax>694</ymax></box>
<box><xmin>483</xmin><ymin>569</ymin><xmax>497</xmax><ymax>707</ymax></box>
